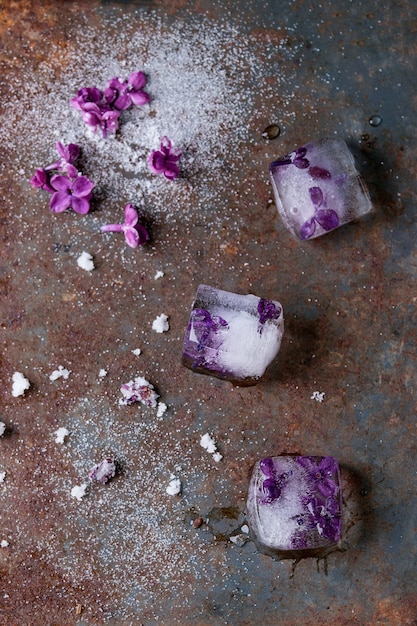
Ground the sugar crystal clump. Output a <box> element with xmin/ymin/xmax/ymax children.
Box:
<box><xmin>246</xmin><ymin>455</ymin><xmax>342</xmax><ymax>559</ymax></box>
<box><xmin>182</xmin><ymin>285</ymin><xmax>284</xmax><ymax>385</ymax></box>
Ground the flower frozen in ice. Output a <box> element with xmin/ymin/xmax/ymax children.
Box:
<box><xmin>257</xmin><ymin>298</ymin><xmax>281</xmax><ymax>333</ymax></box>
<box><xmin>300</xmin><ymin>185</ymin><xmax>339</xmax><ymax>240</ymax></box>
<box><xmin>49</xmin><ymin>174</ymin><xmax>94</xmax><ymax>214</ymax></box>
<box><xmin>89</xmin><ymin>458</ymin><xmax>116</xmax><ymax>484</ymax></box>
<box><xmin>297</xmin><ymin>455</ymin><xmax>339</xmax><ymax>498</ymax></box>
<box><xmin>148</xmin><ymin>136</ymin><xmax>181</xmax><ymax>180</ymax></box>
<box><xmin>101</xmin><ymin>204</ymin><xmax>149</xmax><ymax>248</ymax></box>
<box><xmin>120</xmin><ymin>376</ymin><xmax>159</xmax><ymax>408</ymax></box>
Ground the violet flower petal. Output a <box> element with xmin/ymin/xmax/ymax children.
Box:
<box><xmin>71</xmin><ymin>196</ymin><xmax>91</xmax><ymax>214</ymax></box>
<box><xmin>72</xmin><ymin>175</ymin><xmax>94</xmax><ymax>197</ymax></box>
<box><xmin>130</xmin><ymin>91</ymin><xmax>150</xmax><ymax>106</ymax></box>
<box><xmin>309</xmin><ymin>166</ymin><xmax>332</xmax><ymax>180</ymax></box>
<box><xmin>50</xmin><ymin>175</ymin><xmax>71</xmax><ymax>192</ymax></box>
<box><xmin>125</xmin><ymin>227</ymin><xmax>140</xmax><ymax>248</ymax></box>
<box><xmin>128</xmin><ymin>71</ymin><xmax>147</xmax><ymax>90</ymax></box>
<box><xmin>309</xmin><ymin>186</ymin><xmax>323</xmax><ymax>207</ymax></box>
<box><xmin>50</xmin><ymin>190</ymin><xmax>71</xmax><ymax>213</ymax></box>
<box><xmin>300</xmin><ymin>217</ymin><xmax>316</xmax><ymax>239</ymax></box>
<box><xmin>315</xmin><ymin>208</ymin><xmax>339</xmax><ymax>232</ymax></box>
<box><xmin>124</xmin><ymin>203</ymin><xmax>139</xmax><ymax>227</ymax></box>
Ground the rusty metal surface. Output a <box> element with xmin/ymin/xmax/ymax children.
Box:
<box><xmin>0</xmin><ymin>0</ymin><xmax>416</xmax><ymax>624</ymax></box>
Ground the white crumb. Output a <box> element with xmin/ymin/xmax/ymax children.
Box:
<box><xmin>241</xmin><ymin>524</ymin><xmax>249</xmax><ymax>534</ymax></box>
<box><xmin>71</xmin><ymin>483</ymin><xmax>88</xmax><ymax>501</ymax></box>
<box><xmin>77</xmin><ymin>251</ymin><xmax>95</xmax><ymax>272</ymax></box>
<box><xmin>132</xmin><ymin>348</ymin><xmax>142</xmax><ymax>356</ymax></box>
<box><xmin>55</xmin><ymin>427</ymin><xmax>69</xmax><ymax>444</ymax></box>
<box><xmin>0</xmin><ymin>422</ymin><xmax>5</xmax><ymax>437</ymax></box>
<box><xmin>154</xmin><ymin>270</ymin><xmax>164</xmax><ymax>280</ymax></box>
<box><xmin>152</xmin><ymin>313</ymin><xmax>169</xmax><ymax>333</ymax></box>
<box><xmin>156</xmin><ymin>402</ymin><xmax>167</xmax><ymax>417</ymax></box>
<box><xmin>98</xmin><ymin>369</ymin><xmax>108</xmax><ymax>378</ymax></box>
<box><xmin>0</xmin><ymin>471</ymin><xmax>6</xmax><ymax>483</ymax></box>
<box><xmin>200</xmin><ymin>433</ymin><xmax>222</xmax><ymax>461</ymax></box>
<box><xmin>166</xmin><ymin>476</ymin><xmax>181</xmax><ymax>496</ymax></box>
<box><xmin>311</xmin><ymin>390</ymin><xmax>325</xmax><ymax>402</ymax></box>
<box><xmin>49</xmin><ymin>365</ymin><xmax>71</xmax><ymax>381</ymax></box>
<box><xmin>11</xmin><ymin>371</ymin><xmax>30</xmax><ymax>397</ymax></box>
<box><xmin>1</xmin><ymin>540</ymin><xmax>9</xmax><ymax>548</ymax></box>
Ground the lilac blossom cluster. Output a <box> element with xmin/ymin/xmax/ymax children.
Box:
<box><xmin>71</xmin><ymin>71</ymin><xmax>150</xmax><ymax>138</ymax></box>
<box><xmin>29</xmin><ymin>142</ymin><xmax>94</xmax><ymax>214</ymax></box>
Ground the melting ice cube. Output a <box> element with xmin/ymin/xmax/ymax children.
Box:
<box><xmin>246</xmin><ymin>455</ymin><xmax>342</xmax><ymax>558</ymax></box>
<box><xmin>269</xmin><ymin>138</ymin><xmax>372</xmax><ymax>240</ymax></box>
<box><xmin>182</xmin><ymin>284</ymin><xmax>284</xmax><ymax>385</ymax></box>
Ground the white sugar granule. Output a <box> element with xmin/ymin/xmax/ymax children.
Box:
<box><xmin>71</xmin><ymin>483</ymin><xmax>88</xmax><ymax>501</ymax></box>
<box><xmin>132</xmin><ymin>348</ymin><xmax>142</xmax><ymax>356</ymax></box>
<box><xmin>311</xmin><ymin>390</ymin><xmax>325</xmax><ymax>402</ymax></box>
<box><xmin>1</xmin><ymin>540</ymin><xmax>9</xmax><ymax>548</ymax></box>
<box><xmin>55</xmin><ymin>427</ymin><xmax>69</xmax><ymax>444</ymax></box>
<box><xmin>166</xmin><ymin>476</ymin><xmax>181</xmax><ymax>496</ymax></box>
<box><xmin>152</xmin><ymin>314</ymin><xmax>169</xmax><ymax>333</ymax></box>
<box><xmin>154</xmin><ymin>270</ymin><xmax>164</xmax><ymax>279</ymax></box>
<box><xmin>11</xmin><ymin>372</ymin><xmax>30</xmax><ymax>397</ymax></box>
<box><xmin>50</xmin><ymin>366</ymin><xmax>71</xmax><ymax>381</ymax></box>
<box><xmin>77</xmin><ymin>251</ymin><xmax>95</xmax><ymax>272</ymax></box>
<box><xmin>0</xmin><ymin>471</ymin><xmax>6</xmax><ymax>483</ymax></box>
<box><xmin>0</xmin><ymin>422</ymin><xmax>5</xmax><ymax>437</ymax></box>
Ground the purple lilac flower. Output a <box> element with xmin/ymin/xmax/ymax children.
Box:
<box><xmin>305</xmin><ymin>495</ymin><xmax>341</xmax><ymax>541</ymax></box>
<box><xmin>259</xmin><ymin>457</ymin><xmax>289</xmax><ymax>504</ymax></box>
<box><xmin>29</xmin><ymin>168</ymin><xmax>54</xmax><ymax>192</ymax></box>
<box><xmin>257</xmin><ymin>298</ymin><xmax>281</xmax><ymax>329</ymax></box>
<box><xmin>100</xmin><ymin>204</ymin><xmax>149</xmax><ymax>248</ymax></box>
<box><xmin>71</xmin><ymin>72</ymin><xmax>149</xmax><ymax>138</ymax></box>
<box><xmin>89</xmin><ymin>458</ymin><xmax>116</xmax><ymax>484</ymax></box>
<box><xmin>300</xmin><ymin>185</ymin><xmax>339</xmax><ymax>240</ymax></box>
<box><xmin>49</xmin><ymin>174</ymin><xmax>94</xmax><ymax>214</ymax></box>
<box><xmin>148</xmin><ymin>136</ymin><xmax>181</xmax><ymax>180</ymax></box>
<box><xmin>44</xmin><ymin>142</ymin><xmax>80</xmax><ymax>178</ymax></box>
<box><xmin>297</xmin><ymin>455</ymin><xmax>339</xmax><ymax>498</ymax></box>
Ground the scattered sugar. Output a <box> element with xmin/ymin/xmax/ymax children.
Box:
<box><xmin>0</xmin><ymin>422</ymin><xmax>5</xmax><ymax>437</ymax></box>
<box><xmin>166</xmin><ymin>475</ymin><xmax>181</xmax><ymax>496</ymax></box>
<box><xmin>77</xmin><ymin>251</ymin><xmax>95</xmax><ymax>272</ymax></box>
<box><xmin>311</xmin><ymin>390</ymin><xmax>325</xmax><ymax>402</ymax></box>
<box><xmin>55</xmin><ymin>427</ymin><xmax>70</xmax><ymax>444</ymax></box>
<box><xmin>71</xmin><ymin>483</ymin><xmax>88</xmax><ymax>501</ymax></box>
<box><xmin>11</xmin><ymin>372</ymin><xmax>30</xmax><ymax>397</ymax></box>
<box><xmin>49</xmin><ymin>366</ymin><xmax>71</xmax><ymax>381</ymax></box>
<box><xmin>152</xmin><ymin>313</ymin><xmax>169</xmax><ymax>333</ymax></box>
<box><xmin>154</xmin><ymin>270</ymin><xmax>165</xmax><ymax>280</ymax></box>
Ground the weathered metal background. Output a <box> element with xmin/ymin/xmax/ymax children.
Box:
<box><xmin>0</xmin><ymin>1</ymin><xmax>416</xmax><ymax>624</ymax></box>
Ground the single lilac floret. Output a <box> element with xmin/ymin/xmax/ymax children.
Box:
<box><xmin>120</xmin><ymin>376</ymin><xmax>159</xmax><ymax>408</ymax></box>
<box><xmin>101</xmin><ymin>204</ymin><xmax>149</xmax><ymax>248</ymax></box>
<box><xmin>89</xmin><ymin>458</ymin><xmax>116</xmax><ymax>484</ymax></box>
<box><xmin>44</xmin><ymin>142</ymin><xmax>80</xmax><ymax>178</ymax></box>
<box><xmin>127</xmin><ymin>71</ymin><xmax>151</xmax><ymax>106</ymax></box>
<box><xmin>148</xmin><ymin>136</ymin><xmax>181</xmax><ymax>180</ymax></box>
<box><xmin>49</xmin><ymin>174</ymin><xmax>94</xmax><ymax>214</ymax></box>
<box><xmin>30</xmin><ymin>168</ymin><xmax>54</xmax><ymax>193</ymax></box>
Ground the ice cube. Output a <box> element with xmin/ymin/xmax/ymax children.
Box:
<box><xmin>182</xmin><ymin>284</ymin><xmax>284</xmax><ymax>385</ymax></box>
<box><xmin>269</xmin><ymin>138</ymin><xmax>372</xmax><ymax>240</ymax></box>
<box><xmin>246</xmin><ymin>455</ymin><xmax>342</xmax><ymax>558</ymax></box>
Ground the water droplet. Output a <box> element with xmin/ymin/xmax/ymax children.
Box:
<box><xmin>262</xmin><ymin>124</ymin><xmax>281</xmax><ymax>140</ymax></box>
<box><xmin>368</xmin><ymin>115</ymin><xmax>382</xmax><ymax>127</ymax></box>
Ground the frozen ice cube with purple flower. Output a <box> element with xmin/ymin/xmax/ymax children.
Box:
<box><xmin>182</xmin><ymin>284</ymin><xmax>284</xmax><ymax>385</ymax></box>
<box><xmin>269</xmin><ymin>138</ymin><xmax>372</xmax><ymax>240</ymax></box>
<box><xmin>246</xmin><ymin>455</ymin><xmax>342</xmax><ymax>559</ymax></box>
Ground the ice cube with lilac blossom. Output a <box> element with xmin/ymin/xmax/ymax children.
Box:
<box><xmin>182</xmin><ymin>285</ymin><xmax>284</xmax><ymax>385</ymax></box>
<box><xmin>246</xmin><ymin>455</ymin><xmax>342</xmax><ymax>559</ymax></box>
<box><xmin>269</xmin><ymin>138</ymin><xmax>372</xmax><ymax>240</ymax></box>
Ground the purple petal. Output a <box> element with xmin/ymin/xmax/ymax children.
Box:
<box><xmin>71</xmin><ymin>196</ymin><xmax>91</xmax><ymax>214</ymax></box>
<box><xmin>300</xmin><ymin>217</ymin><xmax>316</xmax><ymax>239</ymax></box>
<box><xmin>148</xmin><ymin>150</ymin><xmax>165</xmax><ymax>174</ymax></box>
<box><xmin>128</xmin><ymin>71</ymin><xmax>147</xmax><ymax>90</ymax></box>
<box><xmin>50</xmin><ymin>175</ymin><xmax>71</xmax><ymax>192</ymax></box>
<box><xmin>50</xmin><ymin>191</ymin><xmax>71</xmax><ymax>213</ymax></box>
<box><xmin>163</xmin><ymin>163</ymin><xmax>179</xmax><ymax>180</ymax></box>
<box><xmin>260</xmin><ymin>457</ymin><xmax>275</xmax><ymax>478</ymax></box>
<box><xmin>130</xmin><ymin>91</ymin><xmax>150</xmax><ymax>106</ymax></box>
<box><xmin>124</xmin><ymin>227</ymin><xmax>140</xmax><ymax>248</ymax></box>
<box><xmin>315</xmin><ymin>208</ymin><xmax>339</xmax><ymax>232</ymax></box>
<box><xmin>124</xmin><ymin>203</ymin><xmax>139</xmax><ymax>227</ymax></box>
<box><xmin>135</xmin><ymin>223</ymin><xmax>149</xmax><ymax>245</ymax></box>
<box><xmin>72</xmin><ymin>176</ymin><xmax>94</xmax><ymax>197</ymax></box>
<box><xmin>294</xmin><ymin>157</ymin><xmax>310</xmax><ymax>169</ymax></box>
<box><xmin>309</xmin><ymin>186</ymin><xmax>323</xmax><ymax>207</ymax></box>
<box><xmin>308</xmin><ymin>166</ymin><xmax>331</xmax><ymax>180</ymax></box>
